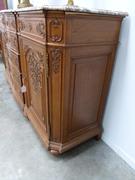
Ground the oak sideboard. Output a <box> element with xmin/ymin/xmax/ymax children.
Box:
<box><xmin>0</xmin><ymin>6</ymin><xmax>127</xmax><ymax>154</ymax></box>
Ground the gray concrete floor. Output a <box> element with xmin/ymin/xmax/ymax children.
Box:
<box><xmin>0</xmin><ymin>61</ymin><xmax>135</xmax><ymax>180</ymax></box>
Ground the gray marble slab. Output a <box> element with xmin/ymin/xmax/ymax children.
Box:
<box><xmin>0</xmin><ymin>5</ymin><xmax>128</xmax><ymax>16</ymax></box>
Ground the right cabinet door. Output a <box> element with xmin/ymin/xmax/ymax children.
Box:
<box><xmin>20</xmin><ymin>38</ymin><xmax>49</xmax><ymax>134</ymax></box>
<box><xmin>64</xmin><ymin>45</ymin><xmax>114</xmax><ymax>140</ymax></box>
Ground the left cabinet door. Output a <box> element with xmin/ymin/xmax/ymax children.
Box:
<box><xmin>19</xmin><ymin>38</ymin><xmax>49</xmax><ymax>134</ymax></box>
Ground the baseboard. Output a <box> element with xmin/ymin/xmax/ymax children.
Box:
<box><xmin>102</xmin><ymin>135</ymin><xmax>135</xmax><ymax>170</ymax></box>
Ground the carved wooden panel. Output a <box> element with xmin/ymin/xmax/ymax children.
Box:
<box><xmin>48</xmin><ymin>47</ymin><xmax>63</xmax><ymax>142</ymax></box>
<box><xmin>47</xmin><ymin>18</ymin><xmax>64</xmax><ymax>43</ymax></box>
<box><xmin>50</xmin><ymin>48</ymin><xmax>62</xmax><ymax>73</ymax></box>
<box><xmin>6</xmin><ymin>15</ymin><xmax>16</xmax><ymax>32</ymax></box>
<box><xmin>8</xmin><ymin>50</ymin><xmax>20</xmax><ymax>72</ymax></box>
<box><xmin>6</xmin><ymin>31</ymin><xmax>18</xmax><ymax>52</ymax></box>
<box><xmin>22</xmin><ymin>38</ymin><xmax>48</xmax><ymax>131</ymax></box>
<box><xmin>25</xmin><ymin>47</ymin><xmax>44</xmax><ymax>93</ymax></box>
<box><xmin>18</xmin><ymin>16</ymin><xmax>46</xmax><ymax>41</ymax></box>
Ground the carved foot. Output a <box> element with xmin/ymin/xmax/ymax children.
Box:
<box><xmin>50</xmin><ymin>149</ymin><xmax>59</xmax><ymax>155</ymax></box>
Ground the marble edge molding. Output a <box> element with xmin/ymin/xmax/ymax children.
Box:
<box><xmin>0</xmin><ymin>5</ymin><xmax>128</xmax><ymax>16</ymax></box>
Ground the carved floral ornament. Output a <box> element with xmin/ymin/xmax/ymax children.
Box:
<box><xmin>19</xmin><ymin>19</ymin><xmax>46</xmax><ymax>38</ymax></box>
<box><xmin>50</xmin><ymin>48</ymin><xmax>62</xmax><ymax>73</ymax></box>
<box><xmin>25</xmin><ymin>47</ymin><xmax>44</xmax><ymax>93</ymax></box>
<box><xmin>36</xmin><ymin>22</ymin><xmax>46</xmax><ymax>38</ymax></box>
<box><xmin>19</xmin><ymin>19</ymin><xmax>32</xmax><ymax>32</ymax></box>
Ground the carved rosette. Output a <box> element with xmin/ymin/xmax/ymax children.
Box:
<box><xmin>50</xmin><ymin>48</ymin><xmax>62</xmax><ymax>74</ymax></box>
<box><xmin>36</xmin><ymin>22</ymin><xmax>46</xmax><ymax>38</ymax></box>
<box><xmin>25</xmin><ymin>47</ymin><xmax>44</xmax><ymax>93</ymax></box>
<box><xmin>49</xmin><ymin>18</ymin><xmax>63</xmax><ymax>42</ymax></box>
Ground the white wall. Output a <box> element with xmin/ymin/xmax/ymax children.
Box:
<box><xmin>93</xmin><ymin>0</ymin><xmax>135</xmax><ymax>170</ymax></box>
<box><xmin>11</xmin><ymin>0</ymin><xmax>135</xmax><ymax>170</ymax></box>
<box><xmin>12</xmin><ymin>0</ymin><xmax>94</xmax><ymax>9</ymax></box>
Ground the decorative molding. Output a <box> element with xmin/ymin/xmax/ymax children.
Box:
<box><xmin>36</xmin><ymin>22</ymin><xmax>46</xmax><ymax>38</ymax></box>
<box><xmin>49</xmin><ymin>18</ymin><xmax>63</xmax><ymax>42</ymax></box>
<box><xmin>50</xmin><ymin>48</ymin><xmax>62</xmax><ymax>73</ymax></box>
<box><xmin>25</xmin><ymin>47</ymin><xmax>44</xmax><ymax>93</ymax></box>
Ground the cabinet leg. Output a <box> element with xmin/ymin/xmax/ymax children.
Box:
<box><xmin>50</xmin><ymin>149</ymin><xmax>59</xmax><ymax>155</ymax></box>
<box><xmin>95</xmin><ymin>134</ymin><xmax>101</xmax><ymax>141</ymax></box>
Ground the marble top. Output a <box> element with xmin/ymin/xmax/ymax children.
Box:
<box><xmin>0</xmin><ymin>5</ymin><xmax>128</xmax><ymax>17</ymax></box>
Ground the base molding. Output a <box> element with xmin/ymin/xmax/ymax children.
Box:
<box><xmin>49</xmin><ymin>127</ymin><xmax>101</xmax><ymax>154</ymax></box>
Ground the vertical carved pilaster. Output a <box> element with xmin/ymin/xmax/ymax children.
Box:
<box><xmin>50</xmin><ymin>48</ymin><xmax>62</xmax><ymax>74</ymax></box>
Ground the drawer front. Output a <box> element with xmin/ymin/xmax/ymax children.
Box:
<box><xmin>68</xmin><ymin>15</ymin><xmax>121</xmax><ymax>44</ymax></box>
<box><xmin>6</xmin><ymin>31</ymin><xmax>18</xmax><ymax>52</ymax></box>
<box><xmin>17</xmin><ymin>12</ymin><xmax>46</xmax><ymax>42</ymax></box>
<box><xmin>6</xmin><ymin>14</ymin><xmax>16</xmax><ymax>32</ymax></box>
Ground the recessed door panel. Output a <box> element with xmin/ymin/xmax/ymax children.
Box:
<box><xmin>69</xmin><ymin>55</ymin><xmax>108</xmax><ymax>136</ymax></box>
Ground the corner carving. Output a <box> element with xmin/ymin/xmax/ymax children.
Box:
<box><xmin>50</xmin><ymin>48</ymin><xmax>62</xmax><ymax>74</ymax></box>
<box><xmin>25</xmin><ymin>47</ymin><xmax>44</xmax><ymax>93</ymax></box>
<box><xmin>49</xmin><ymin>18</ymin><xmax>63</xmax><ymax>42</ymax></box>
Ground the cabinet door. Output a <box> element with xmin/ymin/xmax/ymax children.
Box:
<box><xmin>21</xmin><ymin>38</ymin><xmax>49</xmax><ymax>132</ymax></box>
<box><xmin>63</xmin><ymin>45</ymin><xmax>114</xmax><ymax>141</ymax></box>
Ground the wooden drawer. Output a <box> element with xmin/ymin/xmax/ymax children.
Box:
<box><xmin>67</xmin><ymin>14</ymin><xmax>121</xmax><ymax>44</ymax></box>
<box><xmin>5</xmin><ymin>13</ymin><xmax>16</xmax><ymax>32</ymax></box>
<box><xmin>6</xmin><ymin>31</ymin><xmax>18</xmax><ymax>52</ymax></box>
<box><xmin>17</xmin><ymin>12</ymin><xmax>46</xmax><ymax>43</ymax></box>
